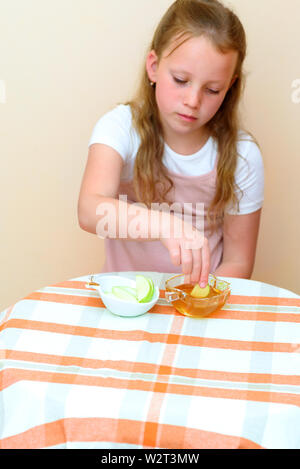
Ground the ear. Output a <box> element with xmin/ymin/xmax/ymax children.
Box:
<box><xmin>146</xmin><ymin>49</ymin><xmax>159</xmax><ymax>83</ymax></box>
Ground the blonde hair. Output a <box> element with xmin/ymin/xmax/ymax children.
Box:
<box><xmin>127</xmin><ymin>0</ymin><xmax>251</xmax><ymax>225</ymax></box>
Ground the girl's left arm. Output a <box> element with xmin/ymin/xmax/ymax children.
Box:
<box><xmin>214</xmin><ymin>209</ymin><xmax>262</xmax><ymax>279</ymax></box>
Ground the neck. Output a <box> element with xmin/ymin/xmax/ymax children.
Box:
<box><xmin>163</xmin><ymin>127</ymin><xmax>210</xmax><ymax>155</ymax></box>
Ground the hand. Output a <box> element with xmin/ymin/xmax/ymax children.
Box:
<box><xmin>160</xmin><ymin>213</ymin><xmax>210</xmax><ymax>285</ymax></box>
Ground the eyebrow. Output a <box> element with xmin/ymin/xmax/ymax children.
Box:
<box><xmin>206</xmin><ymin>81</ymin><xmax>224</xmax><ymax>86</ymax></box>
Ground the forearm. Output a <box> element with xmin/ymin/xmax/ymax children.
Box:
<box><xmin>78</xmin><ymin>194</ymin><xmax>210</xmax><ymax>284</ymax></box>
<box><xmin>78</xmin><ymin>194</ymin><xmax>171</xmax><ymax>241</ymax></box>
<box><xmin>214</xmin><ymin>261</ymin><xmax>253</xmax><ymax>279</ymax></box>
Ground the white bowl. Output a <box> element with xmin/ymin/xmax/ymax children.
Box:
<box><xmin>90</xmin><ymin>275</ymin><xmax>159</xmax><ymax>317</ymax></box>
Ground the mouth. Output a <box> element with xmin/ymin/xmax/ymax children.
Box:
<box><xmin>177</xmin><ymin>113</ymin><xmax>198</xmax><ymax>122</ymax></box>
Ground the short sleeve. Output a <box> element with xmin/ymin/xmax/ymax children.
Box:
<box><xmin>88</xmin><ymin>104</ymin><xmax>134</xmax><ymax>162</ymax></box>
<box><xmin>225</xmin><ymin>137</ymin><xmax>264</xmax><ymax>215</ymax></box>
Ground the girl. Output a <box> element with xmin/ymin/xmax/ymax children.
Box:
<box><xmin>78</xmin><ymin>0</ymin><xmax>264</xmax><ymax>286</ymax></box>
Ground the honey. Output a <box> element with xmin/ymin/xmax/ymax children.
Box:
<box><xmin>166</xmin><ymin>283</ymin><xmax>227</xmax><ymax>318</ymax></box>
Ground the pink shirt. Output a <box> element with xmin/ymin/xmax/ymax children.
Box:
<box><xmin>101</xmin><ymin>162</ymin><xmax>223</xmax><ymax>274</ymax></box>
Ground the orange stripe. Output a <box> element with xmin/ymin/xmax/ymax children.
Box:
<box><xmin>50</xmin><ymin>280</ymin><xmax>90</xmax><ymax>289</ymax></box>
<box><xmin>22</xmin><ymin>291</ymin><xmax>300</xmax><ymax>322</ymax></box>
<box><xmin>48</xmin><ymin>280</ymin><xmax>300</xmax><ymax>307</ymax></box>
<box><xmin>4</xmin><ymin>349</ymin><xmax>300</xmax><ymax>386</ymax></box>
<box><xmin>0</xmin><ymin>417</ymin><xmax>263</xmax><ymax>449</ymax></box>
<box><xmin>25</xmin><ymin>290</ymin><xmax>167</xmax><ymax>312</ymax></box>
<box><xmin>1</xmin><ymin>368</ymin><xmax>299</xmax><ymax>407</ymax></box>
<box><xmin>228</xmin><ymin>295</ymin><xmax>300</xmax><ymax>307</ymax></box>
<box><xmin>1</xmin><ymin>318</ymin><xmax>298</xmax><ymax>354</ymax></box>
<box><xmin>212</xmin><ymin>309</ymin><xmax>300</xmax><ymax>323</ymax></box>
<box><xmin>25</xmin><ymin>291</ymin><xmax>104</xmax><ymax>308</ymax></box>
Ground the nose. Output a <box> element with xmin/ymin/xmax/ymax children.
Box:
<box><xmin>184</xmin><ymin>86</ymin><xmax>202</xmax><ymax>109</ymax></box>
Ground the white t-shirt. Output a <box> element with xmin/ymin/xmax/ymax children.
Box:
<box><xmin>88</xmin><ymin>104</ymin><xmax>264</xmax><ymax>215</ymax></box>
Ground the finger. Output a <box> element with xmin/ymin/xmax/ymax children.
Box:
<box><xmin>180</xmin><ymin>246</ymin><xmax>193</xmax><ymax>275</ymax></box>
<box><xmin>184</xmin><ymin>274</ymin><xmax>191</xmax><ymax>284</ymax></box>
<box><xmin>199</xmin><ymin>238</ymin><xmax>210</xmax><ymax>286</ymax></box>
<box><xmin>168</xmin><ymin>241</ymin><xmax>181</xmax><ymax>267</ymax></box>
<box><xmin>190</xmin><ymin>249</ymin><xmax>202</xmax><ymax>284</ymax></box>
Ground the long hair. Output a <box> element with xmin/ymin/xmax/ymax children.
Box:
<box><xmin>127</xmin><ymin>0</ymin><xmax>251</xmax><ymax>225</ymax></box>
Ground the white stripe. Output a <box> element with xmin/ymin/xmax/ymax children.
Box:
<box><xmin>4</xmin><ymin>325</ymin><xmax>299</xmax><ymax>376</ymax></box>
<box><xmin>4</xmin><ymin>359</ymin><xmax>298</xmax><ymax>394</ymax></box>
<box><xmin>9</xmin><ymin>300</ymin><xmax>300</xmax><ymax>345</ymax></box>
<box><xmin>262</xmin><ymin>402</ymin><xmax>300</xmax><ymax>449</ymax></box>
<box><xmin>222</xmin><ymin>303</ymin><xmax>300</xmax><ymax>314</ymax></box>
<box><xmin>37</xmin><ymin>286</ymin><xmax>100</xmax><ymax>298</ymax></box>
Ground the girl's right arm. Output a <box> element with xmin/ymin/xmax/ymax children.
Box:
<box><xmin>77</xmin><ymin>143</ymin><xmax>210</xmax><ymax>285</ymax></box>
<box><xmin>78</xmin><ymin>143</ymin><xmax>158</xmax><ymax>240</ymax></box>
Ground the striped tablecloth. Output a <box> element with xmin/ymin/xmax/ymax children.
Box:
<box><xmin>0</xmin><ymin>272</ymin><xmax>299</xmax><ymax>449</ymax></box>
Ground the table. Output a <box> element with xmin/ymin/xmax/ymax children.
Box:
<box><xmin>0</xmin><ymin>272</ymin><xmax>299</xmax><ymax>449</ymax></box>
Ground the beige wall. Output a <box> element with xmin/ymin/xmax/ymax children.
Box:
<box><xmin>1</xmin><ymin>0</ymin><xmax>299</xmax><ymax>311</ymax></box>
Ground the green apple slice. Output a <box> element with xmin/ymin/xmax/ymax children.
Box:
<box><xmin>121</xmin><ymin>286</ymin><xmax>138</xmax><ymax>297</ymax></box>
<box><xmin>111</xmin><ymin>286</ymin><xmax>138</xmax><ymax>303</ymax></box>
<box><xmin>106</xmin><ymin>286</ymin><xmax>137</xmax><ymax>297</ymax></box>
<box><xmin>148</xmin><ymin>278</ymin><xmax>154</xmax><ymax>298</ymax></box>
<box><xmin>136</xmin><ymin>275</ymin><xmax>154</xmax><ymax>303</ymax></box>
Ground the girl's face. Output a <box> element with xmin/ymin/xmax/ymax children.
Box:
<box><xmin>146</xmin><ymin>35</ymin><xmax>238</xmax><ymax>150</ymax></box>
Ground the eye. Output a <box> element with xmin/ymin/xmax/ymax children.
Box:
<box><xmin>173</xmin><ymin>76</ymin><xmax>187</xmax><ymax>85</ymax></box>
<box><xmin>207</xmin><ymin>88</ymin><xmax>220</xmax><ymax>95</ymax></box>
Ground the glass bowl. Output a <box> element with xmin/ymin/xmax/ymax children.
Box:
<box><xmin>165</xmin><ymin>274</ymin><xmax>231</xmax><ymax>318</ymax></box>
